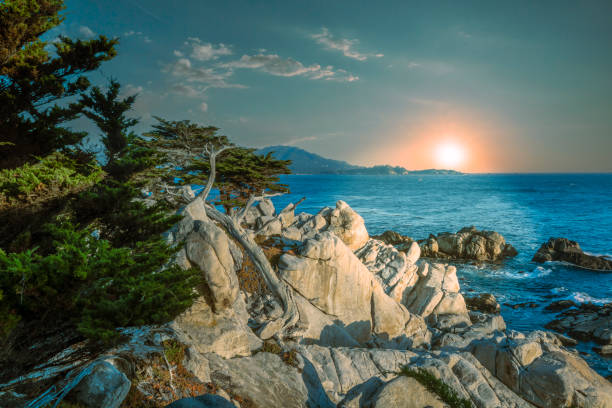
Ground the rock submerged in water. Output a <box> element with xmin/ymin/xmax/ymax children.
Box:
<box><xmin>419</xmin><ymin>226</ymin><xmax>518</xmax><ymax>262</ymax></box>
<box><xmin>546</xmin><ymin>302</ymin><xmax>612</xmax><ymax>354</ymax></box>
<box><xmin>532</xmin><ymin>237</ymin><xmax>612</xmax><ymax>271</ymax></box>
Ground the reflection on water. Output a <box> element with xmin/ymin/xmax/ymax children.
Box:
<box><xmin>271</xmin><ymin>173</ymin><xmax>612</xmax><ymax>376</ymax></box>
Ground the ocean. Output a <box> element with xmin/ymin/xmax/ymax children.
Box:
<box><xmin>270</xmin><ymin>173</ymin><xmax>612</xmax><ymax>376</ymax></box>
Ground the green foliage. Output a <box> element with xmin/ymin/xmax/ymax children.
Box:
<box><xmin>0</xmin><ymin>0</ymin><xmax>63</xmax><ymax>65</ymax></box>
<box><xmin>400</xmin><ymin>367</ymin><xmax>473</xmax><ymax>408</ymax></box>
<box><xmin>0</xmin><ymin>221</ymin><xmax>200</xmax><ymax>342</ymax></box>
<box><xmin>80</xmin><ymin>78</ymin><xmax>139</xmax><ymax>168</ymax></box>
<box><xmin>73</xmin><ymin>180</ymin><xmax>180</xmax><ymax>247</ymax></box>
<box><xmin>0</xmin><ymin>152</ymin><xmax>103</xmax><ymax>207</ymax></box>
<box><xmin>0</xmin><ymin>0</ymin><xmax>117</xmax><ymax>169</ymax></box>
<box><xmin>0</xmin><ymin>1</ymin><xmax>201</xmax><ymax>350</ymax></box>
<box><xmin>189</xmin><ymin>148</ymin><xmax>290</xmax><ymax>209</ymax></box>
<box><xmin>143</xmin><ymin>116</ymin><xmax>291</xmax><ymax>211</ymax></box>
<box><xmin>163</xmin><ymin>339</ymin><xmax>186</xmax><ymax>365</ymax></box>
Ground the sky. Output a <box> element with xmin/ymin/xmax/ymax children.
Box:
<box><xmin>52</xmin><ymin>0</ymin><xmax>612</xmax><ymax>173</ymax></box>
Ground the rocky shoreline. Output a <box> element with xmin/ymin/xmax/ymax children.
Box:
<box><xmin>2</xmin><ymin>200</ymin><xmax>611</xmax><ymax>408</ymax></box>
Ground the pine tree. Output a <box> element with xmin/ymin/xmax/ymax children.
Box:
<box><xmin>80</xmin><ymin>78</ymin><xmax>138</xmax><ymax>170</ymax></box>
<box><xmin>0</xmin><ymin>0</ymin><xmax>117</xmax><ymax>169</ymax></box>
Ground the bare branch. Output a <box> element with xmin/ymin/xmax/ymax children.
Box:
<box><xmin>280</xmin><ymin>197</ymin><xmax>306</xmax><ymax>214</ymax></box>
<box><xmin>235</xmin><ymin>192</ymin><xmax>284</xmax><ymax>225</ymax></box>
<box><xmin>197</xmin><ymin>144</ymin><xmax>235</xmax><ymax>204</ymax></box>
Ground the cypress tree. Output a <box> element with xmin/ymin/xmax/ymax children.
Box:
<box><xmin>0</xmin><ymin>0</ymin><xmax>117</xmax><ymax>169</ymax></box>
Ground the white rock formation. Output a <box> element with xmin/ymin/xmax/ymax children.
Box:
<box><xmin>278</xmin><ymin>232</ymin><xmax>430</xmax><ymax>348</ymax></box>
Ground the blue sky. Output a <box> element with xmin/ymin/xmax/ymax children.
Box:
<box><xmin>53</xmin><ymin>0</ymin><xmax>612</xmax><ymax>172</ymax></box>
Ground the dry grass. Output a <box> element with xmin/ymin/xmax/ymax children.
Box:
<box><xmin>120</xmin><ymin>340</ymin><xmax>208</xmax><ymax>407</ymax></box>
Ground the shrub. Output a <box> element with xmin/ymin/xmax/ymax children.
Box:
<box><xmin>400</xmin><ymin>367</ymin><xmax>473</xmax><ymax>408</ymax></box>
<box><xmin>0</xmin><ymin>221</ymin><xmax>200</xmax><ymax>341</ymax></box>
<box><xmin>0</xmin><ymin>153</ymin><xmax>103</xmax><ymax>208</ymax></box>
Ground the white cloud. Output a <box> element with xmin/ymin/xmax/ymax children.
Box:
<box><xmin>200</xmin><ymin>102</ymin><xmax>208</xmax><ymax>112</ymax></box>
<box><xmin>171</xmin><ymin>83</ymin><xmax>200</xmax><ymax>97</ymax></box>
<box><xmin>186</xmin><ymin>37</ymin><xmax>232</xmax><ymax>61</ymax></box>
<box><xmin>224</xmin><ymin>54</ymin><xmax>320</xmax><ymax>77</ymax></box>
<box><xmin>164</xmin><ymin>57</ymin><xmax>245</xmax><ymax>88</ymax></box>
<box><xmin>79</xmin><ymin>26</ymin><xmax>95</xmax><ymax>38</ymax></box>
<box><xmin>311</xmin><ymin>28</ymin><xmax>383</xmax><ymax>61</ymax></box>
<box><xmin>123</xmin><ymin>31</ymin><xmax>152</xmax><ymax>43</ymax></box>
<box><xmin>223</xmin><ymin>53</ymin><xmax>358</xmax><ymax>82</ymax></box>
<box><xmin>119</xmin><ymin>84</ymin><xmax>144</xmax><ymax>98</ymax></box>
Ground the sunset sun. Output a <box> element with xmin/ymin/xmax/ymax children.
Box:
<box><xmin>435</xmin><ymin>141</ymin><xmax>466</xmax><ymax>169</ymax></box>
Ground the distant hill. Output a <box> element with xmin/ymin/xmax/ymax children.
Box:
<box><xmin>255</xmin><ymin>145</ymin><xmax>360</xmax><ymax>174</ymax></box>
<box><xmin>255</xmin><ymin>146</ymin><xmax>462</xmax><ymax>175</ymax></box>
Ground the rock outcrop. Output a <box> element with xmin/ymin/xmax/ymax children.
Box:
<box><xmin>247</xmin><ymin>199</ymin><xmax>370</xmax><ymax>251</ymax></box>
<box><xmin>466</xmin><ymin>293</ymin><xmax>501</xmax><ymax>314</ymax></box>
<box><xmin>371</xmin><ymin>229</ymin><xmax>415</xmax><ymax>252</ymax></box>
<box><xmin>171</xmin><ymin>198</ymin><xmax>242</xmax><ymax>312</ymax></box>
<box><xmin>470</xmin><ymin>331</ymin><xmax>612</xmax><ymax>408</ymax></box>
<box><xmin>277</xmin><ymin>232</ymin><xmax>430</xmax><ymax>348</ymax></box>
<box><xmin>420</xmin><ymin>226</ymin><xmax>518</xmax><ymax>262</ymax></box>
<box><xmin>9</xmin><ymin>199</ymin><xmax>612</xmax><ymax>408</ymax></box>
<box><xmin>171</xmin><ymin>295</ymin><xmax>262</xmax><ymax>359</ymax></box>
<box><xmin>546</xmin><ymin>302</ymin><xmax>612</xmax><ymax>354</ymax></box>
<box><xmin>532</xmin><ymin>237</ymin><xmax>612</xmax><ymax>270</ymax></box>
<box><xmin>355</xmin><ymin>237</ymin><xmax>471</xmax><ymax>330</ymax></box>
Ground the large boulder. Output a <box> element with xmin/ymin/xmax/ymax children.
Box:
<box><xmin>206</xmin><ymin>351</ymin><xmax>334</xmax><ymax>408</ymax></box>
<box><xmin>370</xmin><ymin>376</ymin><xmax>445</xmax><ymax>408</ymax></box>
<box><xmin>298</xmin><ymin>345</ymin><xmax>535</xmax><ymax>408</ymax></box>
<box><xmin>420</xmin><ymin>226</ymin><xmax>518</xmax><ymax>262</ymax></box>
<box><xmin>470</xmin><ymin>331</ymin><xmax>612</xmax><ymax>408</ymax></box>
<box><xmin>170</xmin><ymin>198</ymin><xmax>241</xmax><ymax>312</ymax></box>
<box><xmin>181</xmin><ymin>219</ymin><xmax>240</xmax><ymax>311</ymax></box>
<box><xmin>325</xmin><ymin>200</ymin><xmax>369</xmax><ymax>251</ymax></box>
<box><xmin>68</xmin><ymin>360</ymin><xmax>131</xmax><ymax>408</ymax></box>
<box><xmin>278</xmin><ymin>232</ymin><xmax>430</xmax><ymax>348</ymax></box>
<box><xmin>355</xmin><ymin>238</ymin><xmax>420</xmax><ymax>305</ymax></box>
<box><xmin>465</xmin><ymin>293</ymin><xmax>501</xmax><ymax>314</ymax></box>
<box><xmin>170</xmin><ymin>295</ymin><xmax>262</xmax><ymax>360</ymax></box>
<box><xmin>166</xmin><ymin>395</ymin><xmax>235</xmax><ymax>408</ymax></box>
<box><xmin>532</xmin><ymin>238</ymin><xmax>612</xmax><ymax>271</ymax></box>
<box><xmin>403</xmin><ymin>262</ymin><xmax>471</xmax><ymax>329</ymax></box>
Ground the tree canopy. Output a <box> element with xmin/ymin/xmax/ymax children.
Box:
<box><xmin>143</xmin><ymin>116</ymin><xmax>291</xmax><ymax>211</ymax></box>
<box><xmin>0</xmin><ymin>0</ymin><xmax>117</xmax><ymax>169</ymax></box>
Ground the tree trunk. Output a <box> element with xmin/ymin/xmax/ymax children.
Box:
<box><xmin>204</xmin><ymin>203</ymin><xmax>300</xmax><ymax>339</ymax></box>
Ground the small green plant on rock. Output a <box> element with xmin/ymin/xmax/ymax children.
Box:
<box><xmin>400</xmin><ymin>366</ymin><xmax>473</xmax><ymax>408</ymax></box>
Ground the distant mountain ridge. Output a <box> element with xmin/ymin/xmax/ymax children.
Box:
<box><xmin>255</xmin><ymin>145</ymin><xmax>462</xmax><ymax>175</ymax></box>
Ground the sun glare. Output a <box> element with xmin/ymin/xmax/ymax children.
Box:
<box><xmin>435</xmin><ymin>141</ymin><xmax>466</xmax><ymax>169</ymax></box>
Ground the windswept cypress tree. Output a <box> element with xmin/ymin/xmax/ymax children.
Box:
<box><xmin>143</xmin><ymin>116</ymin><xmax>291</xmax><ymax>211</ymax></box>
<box><xmin>0</xmin><ymin>0</ymin><xmax>117</xmax><ymax>169</ymax></box>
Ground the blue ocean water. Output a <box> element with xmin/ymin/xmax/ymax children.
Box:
<box><xmin>270</xmin><ymin>174</ymin><xmax>612</xmax><ymax>376</ymax></box>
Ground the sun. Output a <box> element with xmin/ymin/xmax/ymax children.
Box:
<box><xmin>435</xmin><ymin>141</ymin><xmax>466</xmax><ymax>168</ymax></box>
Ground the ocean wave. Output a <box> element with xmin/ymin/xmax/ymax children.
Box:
<box><xmin>569</xmin><ymin>292</ymin><xmax>612</xmax><ymax>305</ymax></box>
<box><xmin>494</xmin><ymin>266</ymin><xmax>552</xmax><ymax>280</ymax></box>
<box><xmin>551</xmin><ymin>287</ymin><xmax>568</xmax><ymax>294</ymax></box>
